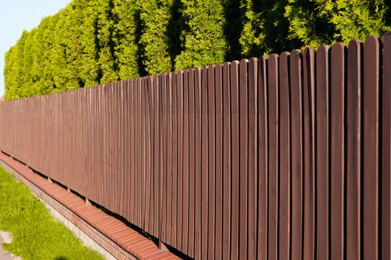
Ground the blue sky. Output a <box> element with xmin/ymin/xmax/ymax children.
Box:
<box><xmin>0</xmin><ymin>0</ymin><xmax>72</xmax><ymax>97</ymax></box>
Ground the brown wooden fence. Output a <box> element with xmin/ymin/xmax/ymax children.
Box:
<box><xmin>1</xmin><ymin>33</ymin><xmax>391</xmax><ymax>259</ymax></box>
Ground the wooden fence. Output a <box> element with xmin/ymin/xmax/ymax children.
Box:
<box><xmin>1</xmin><ymin>33</ymin><xmax>391</xmax><ymax>259</ymax></box>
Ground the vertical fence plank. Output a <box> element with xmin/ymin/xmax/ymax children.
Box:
<box><xmin>114</xmin><ymin>83</ymin><xmax>119</xmax><ymax>211</ymax></box>
<box><xmin>363</xmin><ymin>36</ymin><xmax>380</xmax><ymax>260</ymax></box>
<box><xmin>86</xmin><ymin>88</ymin><xmax>92</xmax><ymax>201</ymax></box>
<box><xmin>134</xmin><ymin>79</ymin><xmax>139</xmax><ymax>226</ymax></box>
<box><xmin>222</xmin><ymin>62</ymin><xmax>232</xmax><ymax>260</ymax></box>
<box><xmin>108</xmin><ymin>85</ymin><xmax>113</xmax><ymax>209</ymax></box>
<box><xmin>160</xmin><ymin>74</ymin><xmax>168</xmax><ymax>243</ymax></box>
<box><xmin>290</xmin><ymin>50</ymin><xmax>303</xmax><ymax>260</ymax></box>
<box><xmin>137</xmin><ymin>81</ymin><xmax>142</xmax><ymax>225</ymax></box>
<box><xmin>188</xmin><ymin>69</ymin><xmax>196</xmax><ymax>258</ymax></box>
<box><xmin>71</xmin><ymin>90</ymin><xmax>76</xmax><ymax>192</ymax></box>
<box><xmin>147</xmin><ymin>79</ymin><xmax>153</xmax><ymax>233</ymax></box>
<box><xmin>182</xmin><ymin>70</ymin><xmax>190</xmax><ymax>254</ymax></box>
<box><xmin>303</xmin><ymin>48</ymin><xmax>315</xmax><ymax>260</ymax></box>
<box><xmin>130</xmin><ymin>82</ymin><xmax>136</xmax><ymax>222</ymax></box>
<box><xmin>316</xmin><ymin>45</ymin><xmax>330</xmax><ymax>260</ymax></box>
<box><xmin>194</xmin><ymin>68</ymin><xmax>202</xmax><ymax>260</ymax></box>
<box><xmin>154</xmin><ymin>76</ymin><xmax>160</xmax><ymax>237</ymax></box>
<box><xmin>177</xmin><ymin>71</ymin><xmax>184</xmax><ymax>251</ymax></box>
<box><xmin>208</xmin><ymin>65</ymin><xmax>216</xmax><ymax>260</ymax></box>
<box><xmin>149</xmin><ymin>76</ymin><xmax>155</xmax><ymax>234</ymax></box>
<box><xmin>257</xmin><ymin>56</ymin><xmax>268</xmax><ymax>260</ymax></box>
<box><xmin>248</xmin><ymin>58</ymin><xmax>258</xmax><ymax>260</ymax></box>
<box><xmin>135</xmin><ymin>79</ymin><xmax>141</xmax><ymax>226</ymax></box>
<box><xmin>162</xmin><ymin>74</ymin><xmax>169</xmax><ymax>243</ymax></box>
<box><xmin>142</xmin><ymin>80</ymin><xmax>146</xmax><ymax>228</ymax></box>
<box><xmin>118</xmin><ymin>83</ymin><xmax>123</xmax><ymax>214</ymax></box>
<box><xmin>172</xmin><ymin>72</ymin><xmax>179</xmax><ymax>247</ymax></box>
<box><xmin>100</xmin><ymin>87</ymin><xmax>106</xmax><ymax>209</ymax></box>
<box><xmin>152</xmin><ymin>77</ymin><xmax>158</xmax><ymax>235</ymax></box>
<box><xmin>239</xmin><ymin>59</ymin><xmax>249</xmax><ymax>260</ymax></box>
<box><xmin>167</xmin><ymin>73</ymin><xmax>173</xmax><ymax>245</ymax></box>
<box><xmin>119</xmin><ymin>83</ymin><xmax>125</xmax><ymax>216</ymax></box>
<box><xmin>215</xmin><ymin>64</ymin><xmax>223</xmax><ymax>260</ymax></box>
<box><xmin>346</xmin><ymin>39</ymin><xmax>362</xmax><ymax>260</ymax></box>
<box><xmin>149</xmin><ymin>77</ymin><xmax>155</xmax><ymax>235</ymax></box>
<box><xmin>231</xmin><ymin>61</ymin><xmax>240</xmax><ymax>260</ymax></box>
<box><xmin>142</xmin><ymin>79</ymin><xmax>147</xmax><ymax>229</ymax></box>
<box><xmin>279</xmin><ymin>52</ymin><xmax>290</xmax><ymax>260</ymax></box>
<box><xmin>158</xmin><ymin>75</ymin><xmax>164</xmax><ymax>240</ymax></box>
<box><xmin>268</xmin><ymin>54</ymin><xmax>279</xmax><ymax>260</ymax></box>
<box><xmin>113</xmin><ymin>84</ymin><xmax>119</xmax><ymax>212</ymax></box>
<box><xmin>201</xmin><ymin>66</ymin><xmax>209</xmax><ymax>260</ymax></box>
<box><xmin>382</xmin><ymin>32</ymin><xmax>391</xmax><ymax>260</ymax></box>
<box><xmin>145</xmin><ymin>77</ymin><xmax>152</xmax><ymax>231</ymax></box>
<box><xmin>330</xmin><ymin>42</ymin><xmax>346</xmax><ymax>260</ymax></box>
<box><xmin>111</xmin><ymin>85</ymin><xmax>117</xmax><ymax>211</ymax></box>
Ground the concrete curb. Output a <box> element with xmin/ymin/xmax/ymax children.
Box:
<box><xmin>0</xmin><ymin>230</ymin><xmax>21</xmax><ymax>260</ymax></box>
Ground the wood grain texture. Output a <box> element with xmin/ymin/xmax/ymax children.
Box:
<box><xmin>182</xmin><ymin>70</ymin><xmax>189</xmax><ymax>254</ymax></box>
<box><xmin>222</xmin><ymin>62</ymin><xmax>232</xmax><ymax>260</ymax></box>
<box><xmin>315</xmin><ymin>45</ymin><xmax>330</xmax><ymax>260</ymax></box>
<box><xmin>267</xmin><ymin>54</ymin><xmax>279</xmax><ymax>260</ymax></box>
<box><xmin>257</xmin><ymin>56</ymin><xmax>268</xmax><ymax>260</ymax></box>
<box><xmin>215</xmin><ymin>64</ymin><xmax>223</xmax><ymax>260</ymax></box>
<box><xmin>346</xmin><ymin>39</ymin><xmax>362</xmax><ymax>260</ymax></box>
<box><xmin>247</xmin><ymin>58</ymin><xmax>258</xmax><ymax>260</ymax></box>
<box><xmin>279</xmin><ymin>52</ymin><xmax>290</xmax><ymax>260</ymax></box>
<box><xmin>303</xmin><ymin>48</ymin><xmax>315</xmax><ymax>260</ymax></box>
<box><xmin>362</xmin><ymin>36</ymin><xmax>380</xmax><ymax>260</ymax></box>
<box><xmin>239</xmin><ymin>59</ymin><xmax>248</xmax><ymax>260</ymax></box>
<box><xmin>290</xmin><ymin>50</ymin><xmax>303</xmax><ymax>260</ymax></box>
<box><xmin>207</xmin><ymin>65</ymin><xmax>216</xmax><ymax>260</ymax></box>
<box><xmin>230</xmin><ymin>61</ymin><xmax>240</xmax><ymax>260</ymax></box>
<box><xmin>330</xmin><ymin>42</ymin><xmax>345</xmax><ymax>260</ymax></box>
<box><xmin>382</xmin><ymin>33</ymin><xmax>391</xmax><ymax>260</ymax></box>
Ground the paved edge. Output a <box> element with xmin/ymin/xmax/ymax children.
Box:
<box><xmin>0</xmin><ymin>152</ymin><xmax>180</xmax><ymax>260</ymax></box>
<box><xmin>0</xmin><ymin>230</ymin><xmax>19</xmax><ymax>260</ymax></box>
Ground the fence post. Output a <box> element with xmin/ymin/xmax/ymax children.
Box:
<box><xmin>382</xmin><ymin>32</ymin><xmax>391</xmax><ymax>260</ymax></box>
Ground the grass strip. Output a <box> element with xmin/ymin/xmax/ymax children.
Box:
<box><xmin>0</xmin><ymin>166</ymin><xmax>103</xmax><ymax>260</ymax></box>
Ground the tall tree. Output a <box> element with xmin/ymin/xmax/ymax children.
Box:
<box><xmin>5</xmin><ymin>0</ymin><xmax>391</xmax><ymax>100</ymax></box>
<box><xmin>79</xmin><ymin>0</ymin><xmax>101</xmax><ymax>87</ymax></box>
<box><xmin>239</xmin><ymin>0</ymin><xmax>296</xmax><ymax>56</ymax></box>
<box><xmin>175</xmin><ymin>0</ymin><xmax>227</xmax><ymax>70</ymax></box>
<box><xmin>96</xmin><ymin>0</ymin><xmax>118</xmax><ymax>84</ymax></box>
<box><xmin>61</xmin><ymin>1</ymin><xmax>85</xmax><ymax>90</ymax></box>
<box><xmin>4</xmin><ymin>46</ymin><xmax>18</xmax><ymax>100</ymax></box>
<box><xmin>19</xmin><ymin>29</ymin><xmax>36</xmax><ymax>98</ymax></box>
<box><xmin>12</xmin><ymin>31</ymin><xmax>29</xmax><ymax>99</ymax></box>
<box><xmin>112</xmin><ymin>0</ymin><xmax>140</xmax><ymax>80</ymax></box>
<box><xmin>138</xmin><ymin>0</ymin><xmax>182</xmax><ymax>75</ymax></box>
<box><xmin>30</xmin><ymin>20</ymin><xmax>48</xmax><ymax>96</ymax></box>
<box><xmin>50</xmin><ymin>10</ymin><xmax>71</xmax><ymax>93</ymax></box>
<box><xmin>285</xmin><ymin>0</ymin><xmax>391</xmax><ymax>47</ymax></box>
<box><xmin>330</xmin><ymin>0</ymin><xmax>391</xmax><ymax>42</ymax></box>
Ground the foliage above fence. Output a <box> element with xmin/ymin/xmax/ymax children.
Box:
<box><xmin>4</xmin><ymin>0</ymin><xmax>391</xmax><ymax>100</ymax></box>
<box><xmin>1</xmin><ymin>33</ymin><xmax>391</xmax><ymax>259</ymax></box>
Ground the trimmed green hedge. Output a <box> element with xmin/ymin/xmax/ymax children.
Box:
<box><xmin>4</xmin><ymin>0</ymin><xmax>391</xmax><ymax>100</ymax></box>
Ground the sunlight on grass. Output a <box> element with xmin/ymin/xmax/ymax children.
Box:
<box><xmin>0</xmin><ymin>166</ymin><xmax>103</xmax><ymax>260</ymax></box>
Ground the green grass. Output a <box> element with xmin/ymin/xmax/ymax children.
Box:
<box><xmin>0</xmin><ymin>166</ymin><xmax>103</xmax><ymax>260</ymax></box>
